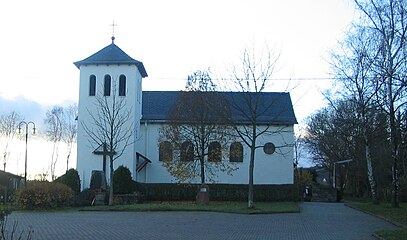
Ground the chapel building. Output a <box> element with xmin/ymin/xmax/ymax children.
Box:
<box><xmin>74</xmin><ymin>38</ymin><xmax>297</xmax><ymax>189</ymax></box>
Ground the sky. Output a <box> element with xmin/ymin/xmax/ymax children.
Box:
<box><xmin>0</xmin><ymin>0</ymin><xmax>357</xmax><ymax>178</ymax></box>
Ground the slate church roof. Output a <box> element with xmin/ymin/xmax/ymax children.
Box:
<box><xmin>74</xmin><ymin>41</ymin><xmax>296</xmax><ymax>125</ymax></box>
<box><xmin>142</xmin><ymin>91</ymin><xmax>297</xmax><ymax>125</ymax></box>
<box><xmin>74</xmin><ymin>40</ymin><xmax>148</xmax><ymax>78</ymax></box>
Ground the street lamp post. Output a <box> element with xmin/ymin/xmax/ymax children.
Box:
<box><xmin>18</xmin><ymin>121</ymin><xmax>36</xmax><ymax>186</ymax></box>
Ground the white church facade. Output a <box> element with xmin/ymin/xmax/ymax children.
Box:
<box><xmin>75</xmin><ymin>38</ymin><xmax>297</xmax><ymax>190</ymax></box>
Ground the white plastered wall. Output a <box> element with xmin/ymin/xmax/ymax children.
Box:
<box><xmin>137</xmin><ymin>122</ymin><xmax>294</xmax><ymax>184</ymax></box>
<box><xmin>76</xmin><ymin>64</ymin><xmax>142</xmax><ymax>190</ymax></box>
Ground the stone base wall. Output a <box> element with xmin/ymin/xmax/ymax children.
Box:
<box><xmin>311</xmin><ymin>186</ymin><xmax>338</xmax><ymax>202</ymax></box>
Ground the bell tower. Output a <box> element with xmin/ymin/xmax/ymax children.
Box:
<box><xmin>74</xmin><ymin>37</ymin><xmax>147</xmax><ymax>189</ymax></box>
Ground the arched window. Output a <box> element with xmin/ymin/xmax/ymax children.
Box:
<box><xmin>89</xmin><ymin>75</ymin><xmax>96</xmax><ymax>96</ymax></box>
<box><xmin>208</xmin><ymin>141</ymin><xmax>221</xmax><ymax>162</ymax></box>
<box><xmin>119</xmin><ymin>75</ymin><xmax>126</xmax><ymax>96</ymax></box>
<box><xmin>159</xmin><ymin>141</ymin><xmax>173</xmax><ymax>162</ymax></box>
<box><xmin>104</xmin><ymin>75</ymin><xmax>111</xmax><ymax>96</ymax></box>
<box><xmin>180</xmin><ymin>141</ymin><xmax>194</xmax><ymax>162</ymax></box>
<box><xmin>229</xmin><ymin>142</ymin><xmax>243</xmax><ymax>162</ymax></box>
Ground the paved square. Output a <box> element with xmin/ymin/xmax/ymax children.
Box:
<box><xmin>6</xmin><ymin>202</ymin><xmax>399</xmax><ymax>240</ymax></box>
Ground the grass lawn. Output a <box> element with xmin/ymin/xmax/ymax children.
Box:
<box><xmin>79</xmin><ymin>201</ymin><xmax>300</xmax><ymax>214</ymax></box>
<box><xmin>348</xmin><ymin>202</ymin><xmax>407</xmax><ymax>240</ymax></box>
<box><xmin>0</xmin><ymin>205</ymin><xmax>17</xmax><ymax>213</ymax></box>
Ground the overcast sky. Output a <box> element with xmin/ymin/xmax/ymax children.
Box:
<box><xmin>1</xmin><ymin>0</ymin><xmax>356</xmax><ymax>120</ymax></box>
<box><xmin>0</xmin><ymin>0</ymin><xmax>357</xmax><ymax>175</ymax></box>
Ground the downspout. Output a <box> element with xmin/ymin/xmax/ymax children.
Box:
<box><xmin>134</xmin><ymin>119</ymin><xmax>139</xmax><ymax>182</ymax></box>
<box><xmin>144</xmin><ymin>121</ymin><xmax>149</xmax><ymax>183</ymax></box>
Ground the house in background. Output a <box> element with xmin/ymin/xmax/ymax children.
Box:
<box><xmin>75</xmin><ymin>37</ymin><xmax>297</xmax><ymax>190</ymax></box>
<box><xmin>0</xmin><ymin>170</ymin><xmax>23</xmax><ymax>203</ymax></box>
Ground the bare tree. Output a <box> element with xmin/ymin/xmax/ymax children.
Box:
<box><xmin>0</xmin><ymin>111</ymin><xmax>23</xmax><ymax>171</ymax></box>
<box><xmin>400</xmin><ymin>109</ymin><xmax>407</xmax><ymax>179</ymax></box>
<box><xmin>44</xmin><ymin>106</ymin><xmax>64</xmax><ymax>180</ymax></box>
<box><xmin>159</xmin><ymin>70</ymin><xmax>237</xmax><ymax>185</ymax></box>
<box><xmin>81</xmin><ymin>83</ymin><xmax>134</xmax><ymax>205</ymax></box>
<box><xmin>305</xmin><ymin>102</ymin><xmax>356</xmax><ymax>169</ymax></box>
<box><xmin>354</xmin><ymin>0</ymin><xmax>407</xmax><ymax>207</ymax></box>
<box><xmin>227</xmin><ymin>46</ymin><xmax>294</xmax><ymax>209</ymax></box>
<box><xmin>294</xmin><ymin>126</ymin><xmax>308</xmax><ymax>168</ymax></box>
<box><xmin>304</xmin><ymin>98</ymin><xmax>392</xmax><ymax>198</ymax></box>
<box><xmin>63</xmin><ymin>103</ymin><xmax>78</xmax><ymax>171</ymax></box>
<box><xmin>330</xmin><ymin>26</ymin><xmax>383</xmax><ymax>203</ymax></box>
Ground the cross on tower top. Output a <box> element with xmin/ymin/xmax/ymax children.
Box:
<box><xmin>110</xmin><ymin>20</ymin><xmax>117</xmax><ymax>43</ymax></box>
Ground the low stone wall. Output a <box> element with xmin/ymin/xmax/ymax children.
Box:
<box><xmin>311</xmin><ymin>186</ymin><xmax>338</xmax><ymax>202</ymax></box>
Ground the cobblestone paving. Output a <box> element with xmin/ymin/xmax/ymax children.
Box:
<box><xmin>6</xmin><ymin>202</ymin><xmax>399</xmax><ymax>240</ymax></box>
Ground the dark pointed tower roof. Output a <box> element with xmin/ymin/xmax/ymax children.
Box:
<box><xmin>74</xmin><ymin>38</ymin><xmax>148</xmax><ymax>77</ymax></box>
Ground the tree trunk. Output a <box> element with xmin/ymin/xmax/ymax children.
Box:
<box><xmin>199</xmin><ymin>126</ymin><xmax>206</xmax><ymax>185</ymax></box>
<box><xmin>109</xmin><ymin>155</ymin><xmax>114</xmax><ymax>206</ymax></box>
<box><xmin>364</xmin><ymin>136</ymin><xmax>378</xmax><ymax>204</ymax></box>
<box><xmin>248</xmin><ymin>125</ymin><xmax>257</xmax><ymax>209</ymax></box>
<box><xmin>200</xmin><ymin>158</ymin><xmax>205</xmax><ymax>185</ymax></box>
<box><xmin>388</xmin><ymin>78</ymin><xmax>399</xmax><ymax>208</ymax></box>
<box><xmin>391</xmin><ymin>138</ymin><xmax>400</xmax><ymax>208</ymax></box>
<box><xmin>66</xmin><ymin>154</ymin><xmax>70</xmax><ymax>172</ymax></box>
<box><xmin>248</xmin><ymin>134</ymin><xmax>256</xmax><ymax>209</ymax></box>
<box><xmin>248</xmin><ymin>147</ymin><xmax>255</xmax><ymax>209</ymax></box>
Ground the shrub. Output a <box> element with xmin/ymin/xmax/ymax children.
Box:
<box><xmin>113</xmin><ymin>165</ymin><xmax>134</xmax><ymax>194</ymax></box>
<box><xmin>296</xmin><ymin>168</ymin><xmax>314</xmax><ymax>187</ymax></box>
<box><xmin>15</xmin><ymin>182</ymin><xmax>74</xmax><ymax>209</ymax></box>
<box><xmin>75</xmin><ymin>188</ymin><xmax>96</xmax><ymax>206</ymax></box>
<box><xmin>54</xmin><ymin>168</ymin><xmax>81</xmax><ymax>194</ymax></box>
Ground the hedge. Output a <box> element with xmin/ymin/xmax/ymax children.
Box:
<box><xmin>142</xmin><ymin>183</ymin><xmax>298</xmax><ymax>202</ymax></box>
<box><xmin>15</xmin><ymin>182</ymin><xmax>74</xmax><ymax>209</ymax></box>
